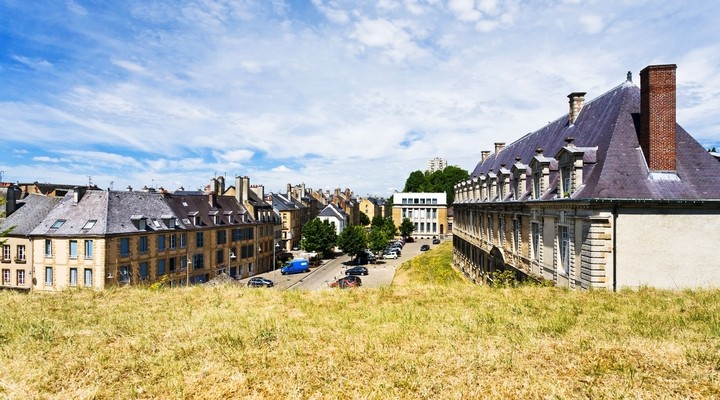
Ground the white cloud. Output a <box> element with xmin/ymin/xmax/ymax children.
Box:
<box><xmin>12</xmin><ymin>55</ymin><xmax>53</xmax><ymax>71</ymax></box>
<box><xmin>579</xmin><ymin>14</ymin><xmax>605</xmax><ymax>34</ymax></box>
<box><xmin>65</xmin><ymin>0</ymin><xmax>88</xmax><ymax>16</ymax></box>
<box><xmin>312</xmin><ymin>0</ymin><xmax>351</xmax><ymax>24</ymax></box>
<box><xmin>215</xmin><ymin>149</ymin><xmax>255</xmax><ymax>163</ymax></box>
<box><xmin>350</xmin><ymin>17</ymin><xmax>426</xmax><ymax>62</ymax></box>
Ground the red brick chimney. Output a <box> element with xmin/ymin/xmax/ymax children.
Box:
<box><xmin>640</xmin><ymin>64</ymin><xmax>677</xmax><ymax>171</ymax></box>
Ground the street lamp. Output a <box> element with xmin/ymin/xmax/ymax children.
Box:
<box><xmin>186</xmin><ymin>255</ymin><xmax>192</xmax><ymax>287</ymax></box>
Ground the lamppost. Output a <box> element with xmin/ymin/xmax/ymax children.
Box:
<box><xmin>186</xmin><ymin>255</ymin><xmax>191</xmax><ymax>287</ymax></box>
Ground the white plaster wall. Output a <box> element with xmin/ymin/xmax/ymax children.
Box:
<box><xmin>616</xmin><ymin>210</ymin><xmax>720</xmax><ymax>289</ymax></box>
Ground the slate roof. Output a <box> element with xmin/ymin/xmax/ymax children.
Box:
<box><xmin>106</xmin><ymin>191</ymin><xmax>180</xmax><ymax>234</ymax></box>
<box><xmin>319</xmin><ymin>203</ymin><xmax>347</xmax><ymax>220</ymax></box>
<box><xmin>164</xmin><ymin>193</ymin><xmax>253</xmax><ymax>230</ymax></box>
<box><xmin>470</xmin><ymin>80</ymin><xmax>720</xmax><ymax>201</ymax></box>
<box><xmin>0</xmin><ymin>194</ymin><xmax>62</xmax><ymax>235</ymax></box>
<box><xmin>270</xmin><ymin>193</ymin><xmax>299</xmax><ymax>211</ymax></box>
<box><xmin>30</xmin><ymin>190</ymin><xmax>109</xmax><ymax>237</ymax></box>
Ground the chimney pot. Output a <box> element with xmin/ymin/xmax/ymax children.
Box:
<box><xmin>494</xmin><ymin>142</ymin><xmax>505</xmax><ymax>155</ymax></box>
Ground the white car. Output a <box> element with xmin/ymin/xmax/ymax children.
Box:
<box><xmin>383</xmin><ymin>252</ymin><xmax>398</xmax><ymax>259</ymax></box>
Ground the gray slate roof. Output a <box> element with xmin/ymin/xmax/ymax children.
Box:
<box><xmin>30</xmin><ymin>190</ymin><xmax>109</xmax><ymax>236</ymax></box>
<box><xmin>470</xmin><ymin>81</ymin><xmax>720</xmax><ymax>201</ymax></box>
<box><xmin>0</xmin><ymin>194</ymin><xmax>62</xmax><ymax>235</ymax></box>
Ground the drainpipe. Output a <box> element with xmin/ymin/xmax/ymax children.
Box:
<box><xmin>612</xmin><ymin>203</ymin><xmax>618</xmax><ymax>292</ymax></box>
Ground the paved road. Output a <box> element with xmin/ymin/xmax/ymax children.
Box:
<box><xmin>238</xmin><ymin>237</ymin><xmax>439</xmax><ymax>290</ymax></box>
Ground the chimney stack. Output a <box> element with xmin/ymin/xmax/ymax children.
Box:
<box><xmin>567</xmin><ymin>92</ymin><xmax>586</xmax><ymax>125</ymax></box>
<box><xmin>494</xmin><ymin>142</ymin><xmax>505</xmax><ymax>155</ymax></box>
<box><xmin>640</xmin><ymin>64</ymin><xmax>677</xmax><ymax>171</ymax></box>
<box><xmin>481</xmin><ymin>150</ymin><xmax>491</xmax><ymax>162</ymax></box>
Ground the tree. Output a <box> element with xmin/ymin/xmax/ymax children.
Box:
<box><xmin>399</xmin><ymin>217</ymin><xmax>415</xmax><ymax>238</ymax></box>
<box><xmin>380</xmin><ymin>216</ymin><xmax>398</xmax><ymax>239</ymax></box>
<box><xmin>337</xmin><ymin>225</ymin><xmax>367</xmax><ymax>259</ymax></box>
<box><xmin>359</xmin><ymin>212</ymin><xmax>371</xmax><ymax>226</ymax></box>
<box><xmin>367</xmin><ymin>227</ymin><xmax>388</xmax><ymax>257</ymax></box>
<box><xmin>403</xmin><ymin>170</ymin><xmax>426</xmax><ymax>192</ymax></box>
<box><xmin>300</xmin><ymin>218</ymin><xmax>337</xmax><ymax>258</ymax></box>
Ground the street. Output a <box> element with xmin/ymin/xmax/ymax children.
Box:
<box><xmin>239</xmin><ymin>238</ymin><xmax>437</xmax><ymax>290</ymax></box>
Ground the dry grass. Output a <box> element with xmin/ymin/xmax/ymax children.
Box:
<box><xmin>1</xmin><ymin>242</ymin><xmax>719</xmax><ymax>399</ymax></box>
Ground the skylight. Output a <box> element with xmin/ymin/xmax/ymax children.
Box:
<box><xmin>50</xmin><ymin>219</ymin><xmax>66</xmax><ymax>229</ymax></box>
<box><xmin>82</xmin><ymin>220</ymin><xmax>97</xmax><ymax>230</ymax></box>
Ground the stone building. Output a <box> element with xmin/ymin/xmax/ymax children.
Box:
<box><xmin>453</xmin><ymin>64</ymin><xmax>720</xmax><ymax>290</ymax></box>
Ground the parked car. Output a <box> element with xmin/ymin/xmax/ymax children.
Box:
<box><xmin>329</xmin><ymin>276</ymin><xmax>361</xmax><ymax>288</ymax></box>
<box><xmin>383</xmin><ymin>252</ymin><xmax>398</xmax><ymax>259</ymax></box>
<box><xmin>280</xmin><ymin>259</ymin><xmax>310</xmax><ymax>275</ymax></box>
<box><xmin>385</xmin><ymin>248</ymin><xmax>401</xmax><ymax>257</ymax></box>
<box><xmin>404</xmin><ymin>237</ymin><xmax>414</xmax><ymax>243</ymax></box>
<box><xmin>346</xmin><ymin>266</ymin><xmax>369</xmax><ymax>276</ymax></box>
<box><xmin>432</xmin><ymin>238</ymin><xmax>441</xmax><ymax>244</ymax></box>
<box><xmin>247</xmin><ymin>277</ymin><xmax>274</xmax><ymax>288</ymax></box>
<box><xmin>343</xmin><ymin>275</ymin><xmax>362</xmax><ymax>286</ymax></box>
<box><xmin>420</xmin><ymin>244</ymin><xmax>430</xmax><ymax>251</ymax></box>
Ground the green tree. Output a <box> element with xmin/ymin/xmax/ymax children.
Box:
<box><xmin>436</xmin><ymin>165</ymin><xmax>469</xmax><ymax>204</ymax></box>
<box><xmin>359</xmin><ymin>212</ymin><xmax>371</xmax><ymax>226</ymax></box>
<box><xmin>300</xmin><ymin>218</ymin><xmax>337</xmax><ymax>258</ymax></box>
<box><xmin>399</xmin><ymin>217</ymin><xmax>415</xmax><ymax>238</ymax></box>
<box><xmin>371</xmin><ymin>215</ymin><xmax>385</xmax><ymax>228</ymax></box>
<box><xmin>380</xmin><ymin>216</ymin><xmax>398</xmax><ymax>239</ymax></box>
<box><xmin>403</xmin><ymin>170</ymin><xmax>426</xmax><ymax>192</ymax></box>
<box><xmin>337</xmin><ymin>225</ymin><xmax>367</xmax><ymax>259</ymax></box>
<box><xmin>367</xmin><ymin>226</ymin><xmax>388</xmax><ymax>257</ymax></box>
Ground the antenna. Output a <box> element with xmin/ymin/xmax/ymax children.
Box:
<box><xmin>109</xmin><ymin>181</ymin><xmax>114</xmax><ymax>190</ymax></box>
<box><xmin>87</xmin><ymin>175</ymin><xmax>93</xmax><ymax>186</ymax></box>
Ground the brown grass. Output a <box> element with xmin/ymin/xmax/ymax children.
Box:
<box><xmin>0</xmin><ymin>242</ymin><xmax>718</xmax><ymax>399</ymax></box>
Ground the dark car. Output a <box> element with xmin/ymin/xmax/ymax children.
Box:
<box><xmin>247</xmin><ymin>277</ymin><xmax>274</xmax><ymax>288</ymax></box>
<box><xmin>432</xmin><ymin>238</ymin><xmax>441</xmax><ymax>244</ymax></box>
<box><xmin>420</xmin><ymin>244</ymin><xmax>430</xmax><ymax>251</ymax></box>
<box><xmin>346</xmin><ymin>266</ymin><xmax>369</xmax><ymax>276</ymax></box>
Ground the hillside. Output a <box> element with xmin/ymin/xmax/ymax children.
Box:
<box><xmin>1</xmin><ymin>243</ymin><xmax>718</xmax><ymax>399</ymax></box>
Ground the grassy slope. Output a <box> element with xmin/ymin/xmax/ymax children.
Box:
<box><xmin>0</xmin><ymin>241</ymin><xmax>718</xmax><ymax>399</ymax></box>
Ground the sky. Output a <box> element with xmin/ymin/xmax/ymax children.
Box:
<box><xmin>2</xmin><ymin>0</ymin><xmax>720</xmax><ymax>198</ymax></box>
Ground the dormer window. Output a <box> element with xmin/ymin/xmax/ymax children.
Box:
<box><xmin>554</xmin><ymin>139</ymin><xmax>595</xmax><ymax>198</ymax></box>
<box><xmin>168</xmin><ymin>219</ymin><xmax>176</xmax><ymax>228</ymax></box>
<box><xmin>529</xmin><ymin>148</ymin><xmax>555</xmax><ymax>200</ymax></box>
<box><xmin>139</xmin><ymin>220</ymin><xmax>147</xmax><ymax>230</ymax></box>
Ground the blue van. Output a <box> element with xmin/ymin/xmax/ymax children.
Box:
<box><xmin>280</xmin><ymin>259</ymin><xmax>310</xmax><ymax>275</ymax></box>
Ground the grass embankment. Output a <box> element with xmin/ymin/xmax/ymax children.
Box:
<box><xmin>1</xmin><ymin>242</ymin><xmax>719</xmax><ymax>399</ymax></box>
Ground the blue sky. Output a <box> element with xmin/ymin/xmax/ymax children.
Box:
<box><xmin>2</xmin><ymin>0</ymin><xmax>719</xmax><ymax>197</ymax></box>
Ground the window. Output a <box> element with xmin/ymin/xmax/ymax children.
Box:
<box><xmin>193</xmin><ymin>254</ymin><xmax>204</xmax><ymax>270</ymax></box>
<box><xmin>533</xmin><ymin>172</ymin><xmax>541</xmax><ymax>199</ymax></box>
<box><xmin>157</xmin><ymin>259</ymin><xmax>166</xmax><ymax>276</ymax></box>
<box><xmin>45</xmin><ymin>239</ymin><xmax>52</xmax><ymax>257</ymax></box>
<box><xmin>139</xmin><ymin>262</ymin><xmax>149</xmax><ymax>280</ymax></box>
<box><xmin>69</xmin><ymin>268</ymin><xmax>78</xmax><ymax>287</ymax></box>
<box><xmin>169</xmin><ymin>257</ymin><xmax>176</xmax><ymax>272</ymax></box>
<box><xmin>51</xmin><ymin>219</ymin><xmax>66</xmax><ymax>229</ymax></box>
<box><xmin>151</xmin><ymin>219</ymin><xmax>162</xmax><ymax>229</ymax></box>
<box><xmin>232</xmin><ymin>228</ymin><xmax>243</xmax><ymax>241</ymax></box>
<box><xmin>45</xmin><ymin>267</ymin><xmax>53</xmax><ymax>286</ymax></box>
<box><xmin>180</xmin><ymin>233</ymin><xmax>186</xmax><ymax>248</ymax></box>
<box><xmin>84</xmin><ymin>269</ymin><xmax>93</xmax><ymax>287</ymax></box>
<box><xmin>168</xmin><ymin>218</ymin><xmax>176</xmax><ymax>228</ymax></box>
<box><xmin>82</xmin><ymin>220</ymin><xmax>97</xmax><ymax>230</ymax></box>
<box><xmin>17</xmin><ymin>270</ymin><xmax>25</xmax><ymax>285</ymax></box>
<box><xmin>196</xmin><ymin>232</ymin><xmax>204</xmax><ymax>247</ymax></box>
<box><xmin>2</xmin><ymin>269</ymin><xmax>9</xmax><ymax>284</ymax></box>
<box><xmin>119</xmin><ymin>265</ymin><xmax>131</xmax><ymax>284</ymax></box>
<box><xmin>216</xmin><ymin>249</ymin><xmax>224</xmax><ymax>264</ymax></box>
<box><xmin>2</xmin><ymin>245</ymin><xmax>9</xmax><ymax>261</ymax></box>
<box><xmin>69</xmin><ymin>240</ymin><xmax>78</xmax><ymax>259</ymax></box>
<box><xmin>120</xmin><ymin>238</ymin><xmax>130</xmax><ymax>257</ymax></box>
<box><xmin>561</xmin><ymin>166</ymin><xmax>572</xmax><ymax>196</ymax></box>
<box><xmin>169</xmin><ymin>234</ymin><xmax>176</xmax><ymax>249</ymax></box>
<box><xmin>84</xmin><ymin>240</ymin><xmax>93</xmax><ymax>259</ymax></box>
<box><xmin>138</xmin><ymin>220</ymin><xmax>147</xmax><ymax>230</ymax></box>
<box><xmin>216</xmin><ymin>230</ymin><xmax>227</xmax><ymax>244</ymax></box>
<box><xmin>499</xmin><ymin>217</ymin><xmax>505</xmax><ymax>245</ymax></box>
<box><xmin>16</xmin><ymin>245</ymin><xmax>25</xmax><ymax>261</ymax></box>
<box><xmin>532</xmin><ymin>223</ymin><xmax>540</xmax><ymax>260</ymax></box>
<box><xmin>158</xmin><ymin>235</ymin><xmax>166</xmax><ymax>251</ymax></box>
<box><xmin>139</xmin><ymin>236</ymin><xmax>149</xmax><ymax>253</ymax></box>
<box><xmin>559</xmin><ymin>226</ymin><xmax>570</xmax><ymax>275</ymax></box>
<box><xmin>513</xmin><ymin>219</ymin><xmax>520</xmax><ymax>252</ymax></box>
